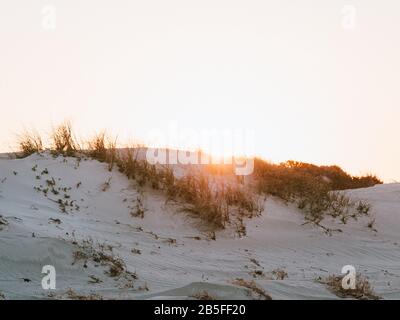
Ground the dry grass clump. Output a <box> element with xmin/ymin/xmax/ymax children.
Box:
<box><xmin>173</xmin><ymin>174</ymin><xmax>230</xmax><ymax>228</ymax></box>
<box><xmin>87</xmin><ymin>131</ymin><xmax>107</xmax><ymax>161</ymax></box>
<box><xmin>320</xmin><ymin>274</ymin><xmax>381</xmax><ymax>300</ymax></box>
<box><xmin>253</xmin><ymin>159</ymin><xmax>380</xmax><ymax>223</ymax></box>
<box><xmin>116</xmin><ymin>147</ymin><xmax>161</xmax><ymax>189</ymax></box>
<box><xmin>87</xmin><ymin>131</ymin><xmax>117</xmax><ymax>171</ymax></box>
<box><xmin>72</xmin><ymin>239</ymin><xmax>136</xmax><ymax>280</ymax></box>
<box><xmin>115</xmin><ymin>149</ymin><xmax>262</xmax><ymax>230</ymax></box>
<box><xmin>50</xmin><ymin>121</ymin><xmax>79</xmax><ymax>156</ymax></box>
<box><xmin>271</xmin><ymin>268</ymin><xmax>288</xmax><ymax>280</ymax></box>
<box><xmin>16</xmin><ymin>121</ymin><xmax>80</xmax><ymax>158</ymax></box>
<box><xmin>170</xmin><ymin>172</ymin><xmax>262</xmax><ymax>229</ymax></box>
<box><xmin>232</xmin><ymin>278</ymin><xmax>272</xmax><ymax>300</ymax></box>
<box><xmin>16</xmin><ymin>130</ymin><xmax>43</xmax><ymax>157</ymax></box>
<box><xmin>191</xmin><ymin>290</ymin><xmax>216</xmax><ymax>300</ymax></box>
<box><xmin>0</xmin><ymin>215</ymin><xmax>9</xmax><ymax>230</ymax></box>
<box><xmin>64</xmin><ymin>288</ymin><xmax>103</xmax><ymax>300</ymax></box>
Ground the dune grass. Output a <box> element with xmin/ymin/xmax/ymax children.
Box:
<box><xmin>16</xmin><ymin>130</ymin><xmax>43</xmax><ymax>158</ymax></box>
<box><xmin>50</xmin><ymin>121</ymin><xmax>80</xmax><ymax>156</ymax></box>
<box><xmin>86</xmin><ymin>131</ymin><xmax>118</xmax><ymax>171</ymax></box>
<box><xmin>116</xmin><ymin>151</ymin><xmax>262</xmax><ymax>230</ymax></box>
<box><xmin>15</xmin><ymin>121</ymin><xmax>382</xmax><ymax>230</ymax></box>
<box><xmin>253</xmin><ymin>159</ymin><xmax>381</xmax><ymax>223</ymax></box>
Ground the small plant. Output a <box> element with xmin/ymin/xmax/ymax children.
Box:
<box><xmin>64</xmin><ymin>288</ymin><xmax>103</xmax><ymax>300</ymax></box>
<box><xmin>131</xmin><ymin>248</ymin><xmax>141</xmax><ymax>255</ymax></box>
<box><xmin>48</xmin><ymin>218</ymin><xmax>61</xmax><ymax>225</ymax></box>
<box><xmin>72</xmin><ymin>240</ymin><xmax>137</xmax><ymax>281</ymax></box>
<box><xmin>367</xmin><ymin>218</ymin><xmax>377</xmax><ymax>232</ymax></box>
<box><xmin>250</xmin><ymin>258</ymin><xmax>261</xmax><ymax>267</ymax></box>
<box><xmin>163</xmin><ymin>238</ymin><xmax>177</xmax><ymax>246</ymax></box>
<box><xmin>320</xmin><ymin>273</ymin><xmax>380</xmax><ymax>300</ymax></box>
<box><xmin>87</xmin><ymin>131</ymin><xmax>107</xmax><ymax>162</ymax></box>
<box><xmin>191</xmin><ymin>290</ymin><xmax>216</xmax><ymax>300</ymax></box>
<box><xmin>249</xmin><ymin>270</ymin><xmax>264</xmax><ymax>278</ymax></box>
<box><xmin>357</xmin><ymin>200</ymin><xmax>371</xmax><ymax>215</ymax></box>
<box><xmin>88</xmin><ymin>275</ymin><xmax>102</xmax><ymax>284</ymax></box>
<box><xmin>130</xmin><ymin>196</ymin><xmax>146</xmax><ymax>218</ymax></box>
<box><xmin>50</xmin><ymin>121</ymin><xmax>79</xmax><ymax>156</ymax></box>
<box><xmin>16</xmin><ymin>130</ymin><xmax>43</xmax><ymax>157</ymax></box>
<box><xmin>87</xmin><ymin>131</ymin><xmax>118</xmax><ymax>171</ymax></box>
<box><xmin>46</xmin><ymin>178</ymin><xmax>56</xmax><ymax>187</ymax></box>
<box><xmin>72</xmin><ymin>250</ymin><xmax>89</xmax><ymax>265</ymax></box>
<box><xmin>271</xmin><ymin>268</ymin><xmax>288</xmax><ymax>280</ymax></box>
<box><xmin>0</xmin><ymin>215</ymin><xmax>9</xmax><ymax>230</ymax></box>
<box><xmin>232</xmin><ymin>278</ymin><xmax>272</xmax><ymax>300</ymax></box>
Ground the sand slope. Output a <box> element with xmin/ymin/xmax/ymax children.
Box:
<box><xmin>1</xmin><ymin>153</ymin><xmax>399</xmax><ymax>299</ymax></box>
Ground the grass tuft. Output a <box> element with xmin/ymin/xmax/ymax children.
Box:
<box><xmin>16</xmin><ymin>130</ymin><xmax>43</xmax><ymax>158</ymax></box>
<box><xmin>50</xmin><ymin>121</ymin><xmax>79</xmax><ymax>156</ymax></box>
<box><xmin>319</xmin><ymin>273</ymin><xmax>381</xmax><ymax>300</ymax></box>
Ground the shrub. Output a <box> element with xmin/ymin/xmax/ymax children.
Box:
<box><xmin>253</xmin><ymin>158</ymin><xmax>380</xmax><ymax>223</ymax></box>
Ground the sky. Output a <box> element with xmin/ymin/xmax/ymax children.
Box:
<box><xmin>1</xmin><ymin>0</ymin><xmax>399</xmax><ymax>182</ymax></box>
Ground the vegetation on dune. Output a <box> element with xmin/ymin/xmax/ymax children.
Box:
<box><xmin>191</xmin><ymin>290</ymin><xmax>216</xmax><ymax>300</ymax></box>
<box><xmin>50</xmin><ymin>121</ymin><xmax>80</xmax><ymax>156</ymax></box>
<box><xmin>16</xmin><ymin>129</ymin><xmax>43</xmax><ymax>158</ymax></box>
<box><xmin>114</xmin><ymin>148</ymin><xmax>262</xmax><ymax>230</ymax></box>
<box><xmin>232</xmin><ymin>278</ymin><xmax>272</xmax><ymax>300</ymax></box>
<box><xmin>15</xmin><ymin>121</ymin><xmax>382</xmax><ymax>231</ymax></box>
<box><xmin>318</xmin><ymin>273</ymin><xmax>381</xmax><ymax>300</ymax></box>
<box><xmin>86</xmin><ymin>131</ymin><xmax>118</xmax><ymax>171</ymax></box>
<box><xmin>253</xmin><ymin>159</ymin><xmax>381</xmax><ymax>224</ymax></box>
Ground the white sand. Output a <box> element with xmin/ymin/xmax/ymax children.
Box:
<box><xmin>1</xmin><ymin>153</ymin><xmax>399</xmax><ymax>299</ymax></box>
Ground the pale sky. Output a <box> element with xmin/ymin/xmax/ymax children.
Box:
<box><xmin>1</xmin><ymin>0</ymin><xmax>399</xmax><ymax>182</ymax></box>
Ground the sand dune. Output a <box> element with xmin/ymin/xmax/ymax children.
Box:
<box><xmin>1</xmin><ymin>153</ymin><xmax>399</xmax><ymax>299</ymax></box>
